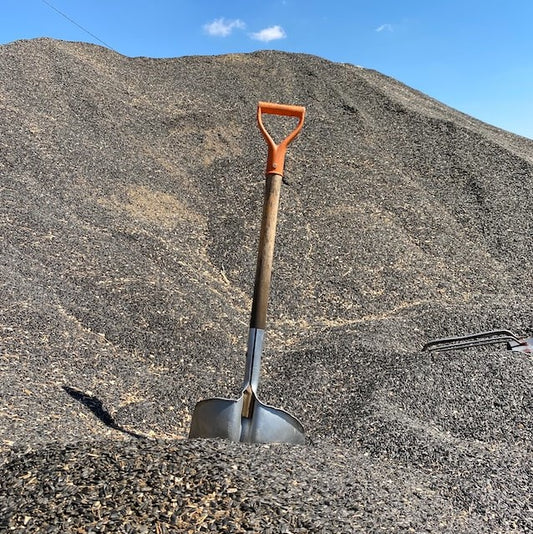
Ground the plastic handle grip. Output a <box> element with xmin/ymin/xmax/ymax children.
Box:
<box><xmin>257</xmin><ymin>102</ymin><xmax>305</xmax><ymax>177</ymax></box>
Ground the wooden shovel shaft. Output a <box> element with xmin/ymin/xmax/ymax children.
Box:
<box><xmin>249</xmin><ymin>173</ymin><xmax>283</xmax><ymax>330</ymax></box>
<box><xmin>250</xmin><ymin>102</ymin><xmax>305</xmax><ymax>331</ymax></box>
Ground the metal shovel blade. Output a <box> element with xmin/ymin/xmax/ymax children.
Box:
<box><xmin>189</xmin><ymin>328</ymin><xmax>305</xmax><ymax>444</ymax></box>
<box><xmin>188</xmin><ymin>393</ymin><xmax>305</xmax><ymax>444</ymax></box>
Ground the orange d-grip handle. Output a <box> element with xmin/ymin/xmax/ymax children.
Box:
<box><xmin>257</xmin><ymin>102</ymin><xmax>305</xmax><ymax>177</ymax></box>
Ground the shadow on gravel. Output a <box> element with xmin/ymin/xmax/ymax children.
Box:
<box><xmin>62</xmin><ymin>386</ymin><xmax>145</xmax><ymax>439</ymax></box>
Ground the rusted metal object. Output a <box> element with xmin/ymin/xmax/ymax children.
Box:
<box><xmin>423</xmin><ymin>329</ymin><xmax>533</xmax><ymax>354</ymax></box>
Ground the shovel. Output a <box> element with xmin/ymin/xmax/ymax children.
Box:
<box><xmin>188</xmin><ymin>102</ymin><xmax>306</xmax><ymax>444</ymax></box>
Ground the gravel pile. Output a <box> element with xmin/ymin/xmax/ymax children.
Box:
<box><xmin>1</xmin><ymin>38</ymin><xmax>532</xmax><ymax>532</ymax></box>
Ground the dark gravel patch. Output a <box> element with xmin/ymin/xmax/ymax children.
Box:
<box><xmin>1</xmin><ymin>38</ymin><xmax>533</xmax><ymax>532</ymax></box>
<box><xmin>2</xmin><ymin>437</ymin><xmax>522</xmax><ymax>533</ymax></box>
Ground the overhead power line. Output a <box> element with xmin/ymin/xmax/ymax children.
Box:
<box><xmin>40</xmin><ymin>0</ymin><xmax>116</xmax><ymax>52</ymax></box>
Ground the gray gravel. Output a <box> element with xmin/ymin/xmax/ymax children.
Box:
<box><xmin>1</xmin><ymin>38</ymin><xmax>532</xmax><ymax>532</ymax></box>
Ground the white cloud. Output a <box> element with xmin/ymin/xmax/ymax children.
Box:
<box><xmin>250</xmin><ymin>25</ymin><xmax>286</xmax><ymax>42</ymax></box>
<box><xmin>204</xmin><ymin>18</ymin><xmax>246</xmax><ymax>37</ymax></box>
<box><xmin>376</xmin><ymin>23</ymin><xmax>393</xmax><ymax>32</ymax></box>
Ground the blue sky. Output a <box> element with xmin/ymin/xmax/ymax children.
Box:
<box><xmin>2</xmin><ymin>0</ymin><xmax>532</xmax><ymax>139</ymax></box>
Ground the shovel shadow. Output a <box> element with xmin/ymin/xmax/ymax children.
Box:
<box><xmin>62</xmin><ymin>385</ymin><xmax>145</xmax><ymax>439</ymax></box>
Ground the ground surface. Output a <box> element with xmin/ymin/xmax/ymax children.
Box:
<box><xmin>1</xmin><ymin>38</ymin><xmax>532</xmax><ymax>532</ymax></box>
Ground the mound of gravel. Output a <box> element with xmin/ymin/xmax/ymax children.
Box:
<box><xmin>1</xmin><ymin>38</ymin><xmax>532</xmax><ymax>532</ymax></box>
